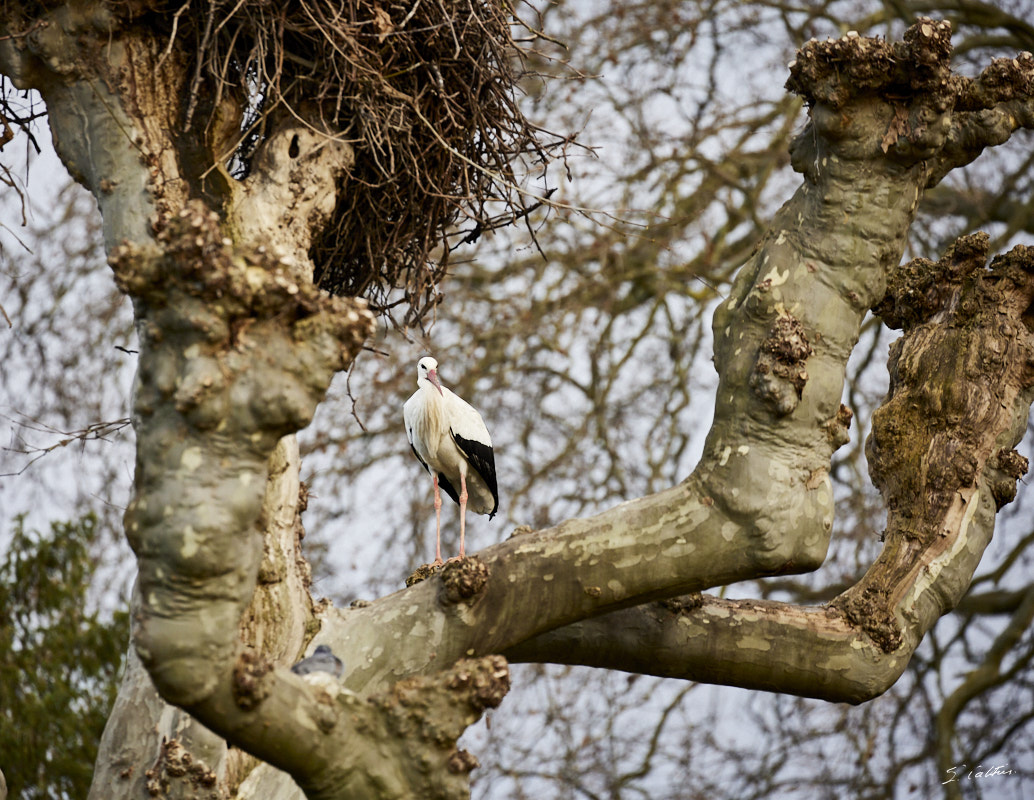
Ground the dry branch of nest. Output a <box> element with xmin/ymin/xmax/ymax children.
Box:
<box><xmin>1</xmin><ymin>0</ymin><xmax>570</xmax><ymax>328</ymax></box>
<box><xmin>175</xmin><ymin>0</ymin><xmax>569</xmax><ymax>328</ymax></box>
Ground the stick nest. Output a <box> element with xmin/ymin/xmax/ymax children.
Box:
<box><xmin>191</xmin><ymin>0</ymin><xmax>560</xmax><ymax>325</ymax></box>
<box><xmin>5</xmin><ymin>0</ymin><xmax>564</xmax><ymax>328</ymax></box>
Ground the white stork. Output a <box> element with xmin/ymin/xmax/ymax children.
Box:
<box><xmin>404</xmin><ymin>356</ymin><xmax>498</xmax><ymax>565</ymax></box>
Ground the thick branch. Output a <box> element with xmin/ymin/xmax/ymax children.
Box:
<box><xmin>507</xmin><ymin>240</ymin><xmax>1034</xmax><ymax>702</ymax></box>
<box><xmin>327</xmin><ymin>22</ymin><xmax>973</xmax><ymax>698</ymax></box>
<box><xmin>928</xmin><ymin>98</ymin><xmax>1034</xmax><ymax>186</ymax></box>
<box><xmin>930</xmin><ymin>49</ymin><xmax>1034</xmax><ymax>183</ymax></box>
<box><xmin>505</xmin><ymin>595</ymin><xmax>905</xmax><ymax>704</ymax></box>
<box><xmin>841</xmin><ymin>239</ymin><xmax>1034</xmax><ymax>650</ymax></box>
<box><xmin>91</xmin><ymin>436</ymin><xmax>318</xmax><ymax>799</ymax></box>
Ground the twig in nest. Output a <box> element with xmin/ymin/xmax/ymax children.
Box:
<box><xmin>147</xmin><ymin>0</ymin><xmax>580</xmax><ymax>328</ymax></box>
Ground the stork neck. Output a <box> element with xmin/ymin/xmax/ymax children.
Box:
<box><xmin>420</xmin><ymin>376</ymin><xmax>445</xmax><ymax>398</ymax></box>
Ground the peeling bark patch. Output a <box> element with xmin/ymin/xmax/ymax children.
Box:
<box><xmin>873</xmin><ymin>233</ymin><xmax>989</xmax><ymax>329</ymax></box>
<box><xmin>232</xmin><ymin>649</ymin><xmax>272</xmax><ymax>710</ymax></box>
<box><xmin>659</xmin><ymin>593</ymin><xmax>705</xmax><ymax>615</ymax></box>
<box><xmin>144</xmin><ymin>737</ymin><xmax>219</xmax><ymax>798</ymax></box>
<box><xmin>447</xmin><ymin>749</ymin><xmax>480</xmax><ymax>775</ymax></box>
<box><xmin>881</xmin><ymin>103</ymin><xmax>910</xmax><ymax>153</ymax></box>
<box><xmin>180</xmin><ymin>445</ymin><xmax>203</xmax><ymax>472</ymax></box>
<box><xmin>805</xmin><ymin>469</ymin><xmax>828</xmax><ymax>491</ymax></box>
<box><xmin>750</xmin><ymin>313</ymin><xmax>813</xmax><ymax>415</ymax></box>
<box><xmin>439</xmin><ymin>557</ymin><xmax>489</xmax><ymax>604</ymax></box>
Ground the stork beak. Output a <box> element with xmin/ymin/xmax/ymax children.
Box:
<box><xmin>428</xmin><ymin>368</ymin><xmax>443</xmax><ymax>395</ymax></box>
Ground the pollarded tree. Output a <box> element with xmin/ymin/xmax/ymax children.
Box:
<box><xmin>1</xmin><ymin>4</ymin><xmax>1033</xmax><ymax>799</ymax></box>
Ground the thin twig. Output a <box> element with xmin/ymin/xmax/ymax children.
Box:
<box><xmin>0</xmin><ymin>414</ymin><xmax>132</xmax><ymax>477</ymax></box>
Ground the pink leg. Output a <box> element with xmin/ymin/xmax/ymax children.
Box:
<box><xmin>457</xmin><ymin>472</ymin><xmax>468</xmax><ymax>559</ymax></box>
<box><xmin>433</xmin><ymin>475</ymin><xmax>443</xmax><ymax>566</ymax></box>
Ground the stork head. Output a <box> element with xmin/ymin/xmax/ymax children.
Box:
<box><xmin>417</xmin><ymin>356</ymin><xmax>443</xmax><ymax>395</ymax></box>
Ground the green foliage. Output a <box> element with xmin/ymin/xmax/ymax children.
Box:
<box><xmin>0</xmin><ymin>514</ymin><xmax>129</xmax><ymax>800</ymax></box>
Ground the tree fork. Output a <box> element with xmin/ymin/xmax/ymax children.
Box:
<box><xmin>504</xmin><ymin>238</ymin><xmax>1034</xmax><ymax>703</ymax></box>
<box><xmin>317</xmin><ymin>20</ymin><xmax>998</xmax><ymax>696</ymax></box>
<box><xmin>347</xmin><ymin>19</ymin><xmax>1034</xmax><ymax>703</ymax></box>
<box><xmin>4</xmin><ymin>9</ymin><xmax>1034</xmax><ymax>798</ymax></box>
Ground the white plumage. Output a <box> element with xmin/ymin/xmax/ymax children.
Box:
<box><xmin>404</xmin><ymin>356</ymin><xmax>498</xmax><ymax>565</ymax></box>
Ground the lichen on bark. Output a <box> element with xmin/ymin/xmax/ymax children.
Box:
<box><xmin>488</xmin><ymin>20</ymin><xmax>1034</xmax><ymax>713</ymax></box>
<box><xmin>837</xmin><ymin>238</ymin><xmax>1034</xmax><ymax>651</ymax></box>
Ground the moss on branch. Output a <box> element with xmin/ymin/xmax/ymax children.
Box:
<box><xmin>786</xmin><ymin>19</ymin><xmax>955</xmax><ymax>111</ymax></box>
<box><xmin>836</xmin><ymin>238</ymin><xmax>1034</xmax><ymax>651</ymax></box>
<box><xmin>872</xmin><ymin>232</ymin><xmax>990</xmax><ymax>330</ymax></box>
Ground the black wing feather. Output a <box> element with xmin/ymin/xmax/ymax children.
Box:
<box><xmin>436</xmin><ymin>472</ymin><xmax>461</xmax><ymax>506</ymax></box>
<box><xmin>452</xmin><ymin>431</ymin><xmax>499</xmax><ymax>518</ymax></box>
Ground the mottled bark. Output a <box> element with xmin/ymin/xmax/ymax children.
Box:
<box><xmin>502</xmin><ymin>53</ymin><xmax>1034</xmax><ymax>702</ymax></box>
<box><xmin>89</xmin><ymin>437</ymin><xmax>312</xmax><ymax>798</ymax></box>
<box><xmin>505</xmin><ymin>235</ymin><xmax>1034</xmax><ymax>696</ymax></box>
<box><xmin>841</xmin><ymin>237</ymin><xmax>1034</xmax><ymax>651</ymax></box>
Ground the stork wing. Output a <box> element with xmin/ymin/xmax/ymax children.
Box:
<box><xmin>403</xmin><ymin>394</ymin><xmax>418</xmax><ymax>447</ymax></box>
<box><xmin>443</xmin><ymin>391</ymin><xmax>497</xmax><ymax>515</ymax></box>
<box><xmin>442</xmin><ymin>389</ymin><xmax>498</xmax><ymax>516</ymax></box>
<box><xmin>403</xmin><ymin>392</ymin><xmax>432</xmax><ymax>478</ymax></box>
<box><xmin>451</xmin><ymin>430</ymin><xmax>498</xmax><ymax>518</ymax></box>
